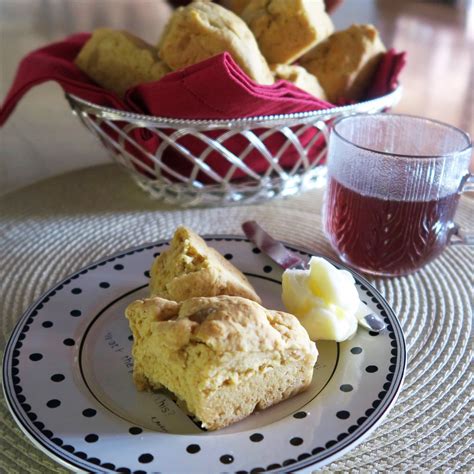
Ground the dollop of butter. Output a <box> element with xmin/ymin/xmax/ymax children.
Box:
<box><xmin>282</xmin><ymin>257</ymin><xmax>364</xmax><ymax>341</ymax></box>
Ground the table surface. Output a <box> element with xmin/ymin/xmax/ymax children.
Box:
<box><xmin>1</xmin><ymin>1</ymin><xmax>473</xmax><ymax>472</ymax></box>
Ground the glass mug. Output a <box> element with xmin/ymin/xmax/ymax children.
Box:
<box><xmin>322</xmin><ymin>113</ymin><xmax>473</xmax><ymax>276</ymax></box>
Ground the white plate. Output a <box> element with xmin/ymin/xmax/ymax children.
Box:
<box><xmin>3</xmin><ymin>236</ymin><xmax>406</xmax><ymax>473</ymax></box>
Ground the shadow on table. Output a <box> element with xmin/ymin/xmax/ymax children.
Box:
<box><xmin>0</xmin><ymin>164</ymin><xmax>189</xmax><ymax>216</ymax></box>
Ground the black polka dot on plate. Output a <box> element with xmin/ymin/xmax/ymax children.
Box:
<box><xmin>99</xmin><ymin>282</ymin><xmax>110</xmax><ymax>288</ymax></box>
<box><xmin>89</xmin><ymin>458</ymin><xmax>101</xmax><ymax>465</ymax></box>
<box><xmin>46</xmin><ymin>399</ymin><xmax>61</xmax><ymax>408</ymax></box>
<box><xmin>368</xmin><ymin>331</ymin><xmax>379</xmax><ymax>337</ymax></box>
<box><xmin>144</xmin><ymin>270</ymin><xmax>150</xmax><ymax>278</ymax></box>
<box><xmin>263</xmin><ymin>265</ymin><xmax>272</xmax><ymax>273</ymax></box>
<box><xmin>290</xmin><ymin>437</ymin><xmax>303</xmax><ymax>446</ymax></box>
<box><xmin>71</xmin><ymin>288</ymin><xmax>82</xmax><ymax>294</ymax></box>
<box><xmin>63</xmin><ymin>338</ymin><xmax>75</xmax><ymax>346</ymax></box>
<box><xmin>85</xmin><ymin>434</ymin><xmax>99</xmax><ymax>443</ymax></box>
<box><xmin>101</xmin><ymin>463</ymin><xmax>116</xmax><ymax>470</ymax></box>
<box><xmin>224</xmin><ymin>253</ymin><xmax>233</xmax><ymax>260</ymax></box>
<box><xmin>337</xmin><ymin>433</ymin><xmax>349</xmax><ymax>442</ymax></box>
<box><xmin>336</xmin><ymin>410</ymin><xmax>350</xmax><ymax>420</ymax></box>
<box><xmin>29</xmin><ymin>353</ymin><xmax>43</xmax><ymax>361</ymax></box>
<box><xmin>138</xmin><ymin>453</ymin><xmax>153</xmax><ymax>464</ymax></box>
<box><xmin>50</xmin><ymin>374</ymin><xmax>65</xmax><ymax>382</ymax></box>
<box><xmin>134</xmin><ymin>471</ymin><xmax>146</xmax><ymax>474</ymax></box>
<box><xmin>114</xmin><ymin>264</ymin><xmax>124</xmax><ymax>271</ymax></box>
<box><xmin>250</xmin><ymin>433</ymin><xmax>263</xmax><ymax>442</ymax></box>
<box><xmin>186</xmin><ymin>444</ymin><xmax>200</xmax><ymax>454</ymax></box>
<box><xmin>153</xmin><ymin>252</ymin><xmax>161</xmax><ymax>258</ymax></box>
<box><xmin>350</xmin><ymin>347</ymin><xmax>363</xmax><ymax>354</ymax></box>
<box><xmin>82</xmin><ymin>408</ymin><xmax>97</xmax><ymax>417</ymax></box>
<box><xmin>293</xmin><ymin>411</ymin><xmax>307</xmax><ymax>419</ymax></box>
<box><xmin>267</xmin><ymin>464</ymin><xmax>281</xmax><ymax>470</ymax></box>
<box><xmin>220</xmin><ymin>454</ymin><xmax>234</xmax><ymax>464</ymax></box>
<box><xmin>366</xmin><ymin>365</ymin><xmax>379</xmax><ymax>373</ymax></box>
<box><xmin>42</xmin><ymin>321</ymin><xmax>53</xmax><ymax>328</ymax></box>
<box><xmin>340</xmin><ymin>384</ymin><xmax>353</xmax><ymax>392</ymax></box>
<box><xmin>312</xmin><ymin>447</ymin><xmax>324</xmax><ymax>455</ymax></box>
<box><xmin>128</xmin><ymin>334</ymin><xmax>133</xmax><ymax>341</ymax></box>
<box><xmin>325</xmin><ymin>440</ymin><xmax>337</xmax><ymax>449</ymax></box>
<box><xmin>70</xmin><ymin>310</ymin><xmax>81</xmax><ymax>317</ymax></box>
<box><xmin>129</xmin><ymin>427</ymin><xmax>143</xmax><ymax>435</ymax></box>
<box><xmin>252</xmin><ymin>248</ymin><xmax>261</xmax><ymax>254</ymax></box>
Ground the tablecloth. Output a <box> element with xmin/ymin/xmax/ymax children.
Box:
<box><xmin>0</xmin><ymin>164</ymin><xmax>472</xmax><ymax>472</ymax></box>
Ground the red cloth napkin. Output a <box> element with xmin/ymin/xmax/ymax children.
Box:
<box><xmin>0</xmin><ymin>33</ymin><xmax>405</xmax><ymax>183</ymax></box>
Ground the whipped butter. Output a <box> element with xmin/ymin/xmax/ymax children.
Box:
<box><xmin>282</xmin><ymin>257</ymin><xmax>368</xmax><ymax>341</ymax></box>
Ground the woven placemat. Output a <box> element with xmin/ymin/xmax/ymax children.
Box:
<box><xmin>1</xmin><ymin>164</ymin><xmax>473</xmax><ymax>473</ymax></box>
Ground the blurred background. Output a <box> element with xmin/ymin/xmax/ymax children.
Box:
<box><xmin>0</xmin><ymin>0</ymin><xmax>473</xmax><ymax>195</ymax></box>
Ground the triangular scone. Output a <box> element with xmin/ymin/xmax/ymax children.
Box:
<box><xmin>75</xmin><ymin>28</ymin><xmax>170</xmax><ymax>97</ymax></box>
<box><xmin>149</xmin><ymin>226</ymin><xmax>261</xmax><ymax>303</ymax></box>
<box><xmin>158</xmin><ymin>1</ymin><xmax>274</xmax><ymax>85</ymax></box>
<box><xmin>241</xmin><ymin>0</ymin><xmax>334</xmax><ymax>64</ymax></box>
<box><xmin>271</xmin><ymin>64</ymin><xmax>327</xmax><ymax>100</ymax></box>
<box><xmin>300</xmin><ymin>24</ymin><xmax>386</xmax><ymax>102</ymax></box>
<box><xmin>126</xmin><ymin>295</ymin><xmax>318</xmax><ymax>430</ymax></box>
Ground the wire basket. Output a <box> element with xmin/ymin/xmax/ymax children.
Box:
<box><xmin>67</xmin><ymin>86</ymin><xmax>402</xmax><ymax>206</ymax></box>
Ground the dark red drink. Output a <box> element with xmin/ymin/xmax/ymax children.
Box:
<box><xmin>324</xmin><ymin>178</ymin><xmax>461</xmax><ymax>275</ymax></box>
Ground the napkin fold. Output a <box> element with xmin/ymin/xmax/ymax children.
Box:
<box><xmin>0</xmin><ymin>33</ymin><xmax>405</xmax><ymax>183</ymax></box>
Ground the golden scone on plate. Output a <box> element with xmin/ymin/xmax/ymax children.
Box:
<box><xmin>241</xmin><ymin>0</ymin><xmax>334</xmax><ymax>65</ymax></box>
<box><xmin>271</xmin><ymin>63</ymin><xmax>327</xmax><ymax>100</ymax></box>
<box><xmin>126</xmin><ymin>295</ymin><xmax>318</xmax><ymax>430</ymax></box>
<box><xmin>75</xmin><ymin>28</ymin><xmax>170</xmax><ymax>97</ymax></box>
<box><xmin>300</xmin><ymin>24</ymin><xmax>386</xmax><ymax>102</ymax></box>
<box><xmin>158</xmin><ymin>1</ymin><xmax>274</xmax><ymax>85</ymax></box>
<box><xmin>149</xmin><ymin>226</ymin><xmax>261</xmax><ymax>303</ymax></box>
<box><xmin>220</xmin><ymin>0</ymin><xmax>252</xmax><ymax>15</ymax></box>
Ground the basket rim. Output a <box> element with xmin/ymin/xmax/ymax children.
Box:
<box><xmin>66</xmin><ymin>85</ymin><xmax>402</xmax><ymax>126</ymax></box>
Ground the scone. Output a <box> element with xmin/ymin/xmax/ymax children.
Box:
<box><xmin>149</xmin><ymin>226</ymin><xmax>261</xmax><ymax>303</ymax></box>
<box><xmin>271</xmin><ymin>63</ymin><xmax>327</xmax><ymax>100</ymax></box>
<box><xmin>241</xmin><ymin>0</ymin><xmax>334</xmax><ymax>64</ymax></box>
<box><xmin>126</xmin><ymin>295</ymin><xmax>318</xmax><ymax>430</ymax></box>
<box><xmin>75</xmin><ymin>28</ymin><xmax>170</xmax><ymax>97</ymax></box>
<box><xmin>158</xmin><ymin>1</ymin><xmax>274</xmax><ymax>85</ymax></box>
<box><xmin>300</xmin><ymin>24</ymin><xmax>386</xmax><ymax>102</ymax></box>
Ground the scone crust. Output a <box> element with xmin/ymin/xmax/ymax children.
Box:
<box><xmin>75</xmin><ymin>28</ymin><xmax>170</xmax><ymax>97</ymax></box>
<box><xmin>158</xmin><ymin>1</ymin><xmax>274</xmax><ymax>85</ymax></box>
<box><xmin>126</xmin><ymin>295</ymin><xmax>318</xmax><ymax>429</ymax></box>
<box><xmin>271</xmin><ymin>63</ymin><xmax>327</xmax><ymax>100</ymax></box>
<box><xmin>149</xmin><ymin>226</ymin><xmax>261</xmax><ymax>303</ymax></box>
<box><xmin>241</xmin><ymin>0</ymin><xmax>334</xmax><ymax>64</ymax></box>
<box><xmin>300</xmin><ymin>24</ymin><xmax>386</xmax><ymax>102</ymax></box>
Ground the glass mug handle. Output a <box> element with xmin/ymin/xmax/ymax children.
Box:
<box><xmin>450</xmin><ymin>173</ymin><xmax>474</xmax><ymax>246</ymax></box>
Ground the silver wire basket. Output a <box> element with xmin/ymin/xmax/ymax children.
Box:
<box><xmin>67</xmin><ymin>86</ymin><xmax>402</xmax><ymax>206</ymax></box>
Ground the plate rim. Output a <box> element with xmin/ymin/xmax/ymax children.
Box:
<box><xmin>2</xmin><ymin>234</ymin><xmax>407</xmax><ymax>473</ymax></box>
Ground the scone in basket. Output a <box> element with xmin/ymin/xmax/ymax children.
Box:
<box><xmin>67</xmin><ymin>86</ymin><xmax>401</xmax><ymax>206</ymax></box>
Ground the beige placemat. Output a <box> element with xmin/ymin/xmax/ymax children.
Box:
<box><xmin>1</xmin><ymin>164</ymin><xmax>473</xmax><ymax>473</ymax></box>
